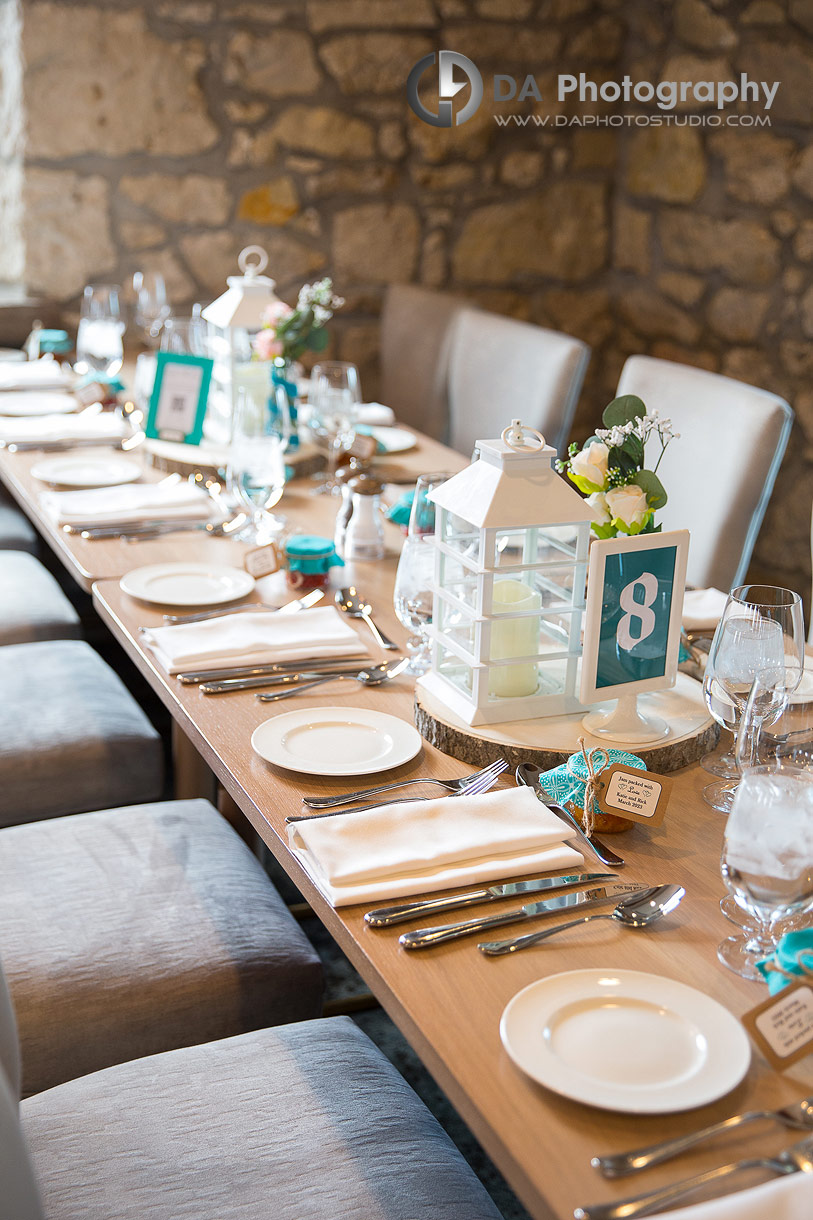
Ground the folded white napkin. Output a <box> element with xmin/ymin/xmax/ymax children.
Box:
<box><xmin>145</xmin><ymin>604</ymin><xmax>366</xmax><ymax>675</ymax></box>
<box><xmin>356</xmin><ymin>402</ymin><xmax>395</xmax><ymax>426</ymax></box>
<box><xmin>289</xmin><ymin>785</ymin><xmax>585</xmax><ymax>907</ymax></box>
<box><xmin>41</xmin><ymin>479</ymin><xmax>212</xmax><ymax>527</ymax></box>
<box><xmin>683</xmin><ymin>588</ymin><xmax>729</xmax><ymax>632</ymax></box>
<box><xmin>0</xmin><ymin>357</ymin><xmax>72</xmax><ymax>391</ymax></box>
<box><xmin>0</xmin><ymin>407</ymin><xmax>126</xmax><ymax>445</ymax></box>
<box><xmin>656</xmin><ymin>1175</ymin><xmax>813</xmax><ymax>1220</ymax></box>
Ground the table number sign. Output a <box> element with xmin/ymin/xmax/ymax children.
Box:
<box><xmin>580</xmin><ymin>529</ymin><xmax>689</xmax><ymax>705</ymax></box>
<box><xmin>146</xmin><ymin>352</ymin><xmax>213</xmax><ymax>445</ymax></box>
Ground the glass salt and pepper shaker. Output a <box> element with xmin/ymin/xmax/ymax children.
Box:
<box><xmin>341</xmin><ymin>475</ymin><xmax>386</xmax><ymax>561</ymax></box>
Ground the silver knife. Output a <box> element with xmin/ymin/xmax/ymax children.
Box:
<box><xmin>200</xmin><ymin>666</ymin><xmax>368</xmax><ymax>695</ymax></box>
<box><xmin>164</xmin><ymin>589</ymin><xmax>324</xmax><ymax>626</ymax></box>
<box><xmin>365</xmin><ymin>873</ymin><xmax>616</xmax><ymax>928</ymax></box>
<box><xmin>177</xmin><ymin>655</ymin><xmax>369</xmax><ymax>684</ymax></box>
<box><xmin>398</xmin><ymin>884</ymin><xmax>642</xmax><ymax>950</ymax></box>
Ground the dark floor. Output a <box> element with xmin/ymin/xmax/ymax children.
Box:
<box><xmin>261</xmin><ymin>847</ymin><xmax>534</xmax><ymax>1220</ymax></box>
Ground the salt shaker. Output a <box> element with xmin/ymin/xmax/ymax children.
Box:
<box><xmin>333</xmin><ymin>460</ymin><xmax>366</xmax><ymax>556</ymax></box>
<box><xmin>342</xmin><ymin>475</ymin><xmax>386</xmax><ymax>561</ymax></box>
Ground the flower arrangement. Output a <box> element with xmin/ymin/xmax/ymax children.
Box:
<box><xmin>556</xmin><ymin>394</ymin><xmax>679</xmax><ymax>539</ymax></box>
<box><xmin>252</xmin><ymin>278</ymin><xmax>344</xmax><ymax>365</ymax></box>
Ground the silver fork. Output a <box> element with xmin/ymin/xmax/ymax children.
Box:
<box><xmin>302</xmin><ymin>757</ymin><xmax>509</xmax><ymax>809</ymax></box>
<box><xmin>287</xmin><ymin>758</ymin><xmax>509</xmax><ymax>824</ymax></box>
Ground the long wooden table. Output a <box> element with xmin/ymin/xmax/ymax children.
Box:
<box><xmin>3</xmin><ymin>426</ymin><xmax>812</xmax><ymax>1220</ymax></box>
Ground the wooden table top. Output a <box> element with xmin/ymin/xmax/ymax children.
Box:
<box><xmin>4</xmin><ymin>420</ymin><xmax>812</xmax><ymax>1220</ymax></box>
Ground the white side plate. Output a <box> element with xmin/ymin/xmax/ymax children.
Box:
<box><xmin>120</xmin><ymin>563</ymin><xmax>255</xmax><ymax>608</ymax></box>
<box><xmin>30</xmin><ymin>455</ymin><xmax>142</xmax><ymax>488</ymax></box>
<box><xmin>364</xmin><ymin>426</ymin><xmax>417</xmax><ymax>454</ymax></box>
<box><xmin>252</xmin><ymin>706</ymin><xmax>422</xmax><ymax>776</ymax></box>
<box><xmin>500</xmin><ymin>968</ymin><xmax>750</xmax><ymax>1114</ymax></box>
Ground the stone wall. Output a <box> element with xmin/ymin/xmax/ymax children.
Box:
<box><xmin>9</xmin><ymin>0</ymin><xmax>813</xmax><ymax>597</ymax></box>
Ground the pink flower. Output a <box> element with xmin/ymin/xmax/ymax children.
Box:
<box><xmin>252</xmin><ymin>329</ymin><xmax>283</xmax><ymax>361</ymax></box>
<box><xmin>261</xmin><ymin>300</ymin><xmax>292</xmax><ymax>327</ymax></box>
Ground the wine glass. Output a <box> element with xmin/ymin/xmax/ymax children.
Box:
<box><xmin>228</xmin><ymin>386</ymin><xmax>287</xmax><ymax>544</ymax></box>
<box><xmin>308</xmin><ymin>361</ymin><xmax>360</xmax><ymax>495</ymax></box>
<box><xmin>702</xmin><ymin>585</ymin><xmax>805</xmax><ymax>813</ymax></box>
<box><xmin>719</xmin><ymin>759</ymin><xmax>813</xmax><ymax>980</ymax></box>
<box><xmin>393</xmin><ymin>474</ymin><xmax>449</xmax><ymax>675</ymax></box>
<box><xmin>75</xmin><ymin>284</ymin><xmax>124</xmax><ymax>377</ymax></box>
<box><xmin>132</xmin><ymin>271</ymin><xmax>170</xmax><ymax>345</ymax></box>
<box><xmin>159</xmin><ymin>314</ymin><xmax>207</xmax><ymax>357</ymax></box>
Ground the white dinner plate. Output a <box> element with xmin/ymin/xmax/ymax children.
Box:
<box><xmin>359</xmin><ymin>425</ymin><xmax>417</xmax><ymax>454</ymax></box>
<box><xmin>0</xmin><ymin>391</ymin><xmax>78</xmax><ymax>416</ymax></box>
<box><xmin>30</xmin><ymin>455</ymin><xmax>142</xmax><ymax>488</ymax></box>
<box><xmin>252</xmin><ymin>706</ymin><xmax>422</xmax><ymax>776</ymax></box>
<box><xmin>120</xmin><ymin>563</ymin><xmax>255</xmax><ymax>608</ymax></box>
<box><xmin>500</xmin><ymin>969</ymin><xmax>750</xmax><ymax>1114</ymax></box>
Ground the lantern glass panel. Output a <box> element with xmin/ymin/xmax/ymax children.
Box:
<box><xmin>437</xmin><ymin>550</ymin><xmax>479</xmax><ymax>606</ymax></box>
<box><xmin>435</xmin><ymin>643</ymin><xmax>474</xmax><ymax>697</ymax></box>
<box><xmin>435</xmin><ymin>596</ymin><xmax>477</xmax><ymax>659</ymax></box>
<box><xmin>440</xmin><ymin>511</ymin><xmax>481</xmax><ymax>563</ymax></box>
<box><xmin>490</xmin><ymin>525</ymin><xmax>578</xmax><ymax>570</ymax></box>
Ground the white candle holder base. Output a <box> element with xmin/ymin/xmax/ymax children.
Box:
<box><xmin>582</xmin><ymin>694</ymin><xmax>669</xmax><ymax>745</ymax></box>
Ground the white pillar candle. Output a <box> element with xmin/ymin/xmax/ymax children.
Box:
<box><xmin>490</xmin><ymin>578</ymin><xmax>541</xmax><ymax>697</ymax></box>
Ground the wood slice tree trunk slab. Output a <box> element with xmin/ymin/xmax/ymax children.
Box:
<box><xmin>415</xmin><ymin>674</ymin><xmax>719</xmax><ymax>774</ymax></box>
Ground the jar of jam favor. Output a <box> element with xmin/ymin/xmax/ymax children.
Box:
<box><xmin>284</xmin><ymin>536</ymin><xmax>344</xmax><ymax>591</ymax></box>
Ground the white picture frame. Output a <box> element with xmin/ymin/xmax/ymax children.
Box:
<box><xmin>579</xmin><ymin>529</ymin><xmax>690</xmax><ymax>706</ymax></box>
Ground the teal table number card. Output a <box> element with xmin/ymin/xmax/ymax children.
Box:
<box><xmin>146</xmin><ymin>352</ymin><xmax>213</xmax><ymax>445</ymax></box>
<box><xmin>580</xmin><ymin>530</ymin><xmax>690</xmax><ymax>705</ymax></box>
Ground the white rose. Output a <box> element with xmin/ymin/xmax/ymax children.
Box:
<box><xmin>570</xmin><ymin>440</ymin><xmax>609</xmax><ymax>490</ymax></box>
<box><xmin>605</xmin><ymin>484</ymin><xmax>649</xmax><ymax>532</ymax></box>
<box><xmin>586</xmin><ymin>491</ymin><xmax>611</xmax><ymax>524</ymax></box>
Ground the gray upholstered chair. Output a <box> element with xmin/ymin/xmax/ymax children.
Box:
<box><xmin>0</xmin><ymin>961</ymin><xmax>501</xmax><ymax>1220</ymax></box>
<box><xmin>616</xmin><ymin>356</ymin><xmax>794</xmax><ymax>591</ymax></box>
<box><xmin>0</xmin><ymin>552</ymin><xmax>82</xmax><ymax>646</ymax></box>
<box><xmin>0</xmin><ymin>638</ymin><xmax>164</xmax><ymax>826</ymax></box>
<box><xmin>0</xmin><ymin>798</ymin><xmax>323</xmax><ymax>1096</ymax></box>
<box><xmin>0</xmin><ymin>496</ymin><xmax>38</xmax><ymax>554</ymax></box>
<box><xmin>379</xmin><ymin>283</ymin><xmax>466</xmax><ymax>442</ymax></box>
<box><xmin>447</xmin><ymin>308</ymin><xmax>590</xmax><ymax>458</ymax></box>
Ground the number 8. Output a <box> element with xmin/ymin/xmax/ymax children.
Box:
<box><xmin>617</xmin><ymin>572</ymin><xmax>658</xmax><ymax>651</ymax></box>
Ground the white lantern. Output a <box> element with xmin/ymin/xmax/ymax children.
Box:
<box><xmin>201</xmin><ymin>245</ymin><xmax>284</xmax><ymax>443</ymax></box>
<box><xmin>419</xmin><ymin>421</ymin><xmax>599</xmax><ymax>726</ymax></box>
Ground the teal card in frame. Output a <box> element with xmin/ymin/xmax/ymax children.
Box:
<box><xmin>579</xmin><ymin>530</ymin><xmax>690</xmax><ymax>706</ymax></box>
<box><xmin>146</xmin><ymin>352</ymin><xmax>213</xmax><ymax>445</ymax></box>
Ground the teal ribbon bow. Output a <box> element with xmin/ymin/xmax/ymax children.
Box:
<box><xmin>757</xmin><ymin>930</ymin><xmax>813</xmax><ymax>994</ymax></box>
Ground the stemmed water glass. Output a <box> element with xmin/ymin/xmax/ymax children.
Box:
<box><xmin>308</xmin><ymin>361</ymin><xmax>360</xmax><ymax>495</ymax></box>
<box><xmin>132</xmin><ymin>271</ymin><xmax>170</xmax><ymax>345</ymax></box>
<box><xmin>228</xmin><ymin>386</ymin><xmax>287</xmax><ymax>544</ymax></box>
<box><xmin>702</xmin><ymin>585</ymin><xmax>805</xmax><ymax>813</ymax></box>
<box><xmin>393</xmin><ymin>473</ymin><xmax>450</xmax><ymax>674</ymax></box>
<box><xmin>720</xmin><ymin>711</ymin><xmax>813</xmax><ymax>981</ymax></box>
<box><xmin>75</xmin><ymin>284</ymin><xmax>125</xmax><ymax>377</ymax></box>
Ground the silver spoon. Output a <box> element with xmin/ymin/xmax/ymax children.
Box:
<box><xmin>478</xmin><ymin>883</ymin><xmax>685</xmax><ymax>955</ymax></box>
<box><xmin>335</xmin><ymin>587</ymin><xmax>398</xmax><ymax>650</ymax></box>
<box><xmin>255</xmin><ymin>656</ymin><xmax>408</xmax><ymax>702</ymax></box>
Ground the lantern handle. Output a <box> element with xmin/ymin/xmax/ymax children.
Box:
<box><xmin>238</xmin><ymin>245</ymin><xmax>269</xmax><ymax>278</ymax></box>
<box><xmin>501</xmin><ymin>420</ymin><xmax>546</xmax><ymax>452</ymax></box>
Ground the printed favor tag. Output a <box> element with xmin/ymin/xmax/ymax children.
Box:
<box><xmin>742</xmin><ymin>981</ymin><xmax>813</xmax><ymax>1071</ymax></box>
<box><xmin>244</xmin><ymin>542</ymin><xmax>280</xmax><ymax>579</ymax></box>
<box><xmin>593</xmin><ymin>764</ymin><xmax>672</xmax><ymax>828</ymax></box>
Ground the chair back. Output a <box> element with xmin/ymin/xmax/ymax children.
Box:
<box><xmin>379</xmin><ymin>284</ymin><xmax>466</xmax><ymax>441</ymax></box>
<box><xmin>447</xmin><ymin>308</ymin><xmax>589</xmax><ymax>457</ymax></box>
<box><xmin>616</xmin><ymin>355</ymin><xmax>793</xmax><ymax>590</ymax></box>
<box><xmin>0</xmin><ymin>1069</ymin><xmax>45</xmax><ymax>1220</ymax></box>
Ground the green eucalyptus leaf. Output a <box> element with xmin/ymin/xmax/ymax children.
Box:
<box><xmin>608</xmin><ymin>447</ymin><xmax>636</xmax><ymax>476</ymax></box>
<box><xmin>307</xmin><ymin>326</ymin><xmax>329</xmax><ymax>352</ymax></box>
<box><xmin>634</xmin><ymin>469</ymin><xmax>668</xmax><ymax>509</ymax></box>
<box><xmin>602</xmin><ymin>394</ymin><xmax>646</xmax><ymax>427</ymax></box>
<box><xmin>620</xmin><ymin>434</ymin><xmax>643</xmax><ymax>464</ymax></box>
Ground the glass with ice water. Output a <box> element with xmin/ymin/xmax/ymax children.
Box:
<box><xmin>75</xmin><ymin>284</ymin><xmax>125</xmax><ymax>377</ymax></box>
<box><xmin>719</xmin><ymin>764</ymin><xmax>813</xmax><ymax>979</ymax></box>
